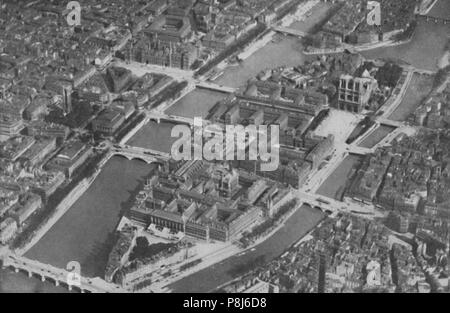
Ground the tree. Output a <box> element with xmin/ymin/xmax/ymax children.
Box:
<box><xmin>129</xmin><ymin>236</ymin><xmax>149</xmax><ymax>260</ymax></box>
<box><xmin>375</xmin><ymin>62</ymin><xmax>402</xmax><ymax>88</ymax></box>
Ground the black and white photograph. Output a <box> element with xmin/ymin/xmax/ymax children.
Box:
<box><xmin>0</xmin><ymin>0</ymin><xmax>449</xmax><ymax>304</ymax></box>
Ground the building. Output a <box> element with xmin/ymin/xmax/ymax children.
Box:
<box><xmin>29</xmin><ymin>171</ymin><xmax>66</xmax><ymax>200</ymax></box>
<box><xmin>224</xmin><ymin>103</ymin><xmax>240</xmax><ymax>124</ymax></box>
<box><xmin>184</xmin><ymin>207</ymin><xmax>262</xmax><ymax>243</ymax></box>
<box><xmin>242</xmin><ymin>278</ymin><xmax>280</xmax><ymax>293</ymax></box>
<box><xmin>45</xmin><ymin>141</ymin><xmax>93</xmax><ymax>178</ymax></box>
<box><xmin>92</xmin><ymin>109</ymin><xmax>125</xmax><ymax>136</ymax></box>
<box><xmin>132</xmin><ymin>198</ymin><xmax>197</xmax><ymax>232</ymax></box>
<box><xmin>185</xmin><ymin>220</ymin><xmax>209</xmax><ymax>241</ymax></box>
<box><xmin>193</xmin><ymin>1</ymin><xmax>215</xmax><ymax>33</ymax></box>
<box><xmin>23</xmin><ymin>96</ymin><xmax>50</xmax><ymax>121</ymax></box>
<box><xmin>306</xmin><ymin>134</ymin><xmax>334</xmax><ymax>169</ymax></box>
<box><xmin>202</xmin><ymin>24</ymin><xmax>235</xmax><ymax>50</ymax></box>
<box><xmin>227</xmin><ymin>206</ymin><xmax>262</xmax><ymax>240</ymax></box>
<box><xmin>111</xmin><ymin>100</ymin><xmax>136</xmax><ymax>120</ymax></box>
<box><xmin>0</xmin><ymin>136</ymin><xmax>35</xmax><ymax>162</ymax></box>
<box><xmin>386</xmin><ymin>212</ymin><xmax>409</xmax><ymax>233</ymax></box>
<box><xmin>61</xmin><ymin>82</ymin><xmax>73</xmax><ymax>114</ymax></box>
<box><xmin>0</xmin><ymin>114</ymin><xmax>24</xmax><ymax>141</ymax></box>
<box><xmin>0</xmin><ymin>187</ymin><xmax>19</xmax><ymax>218</ymax></box>
<box><xmin>44</xmin><ymin>77</ymin><xmax>73</xmax><ymax>114</ymax></box>
<box><xmin>167</xmin><ymin>0</ymin><xmax>195</xmax><ymax>16</ymax></box>
<box><xmin>148</xmin><ymin>0</ymin><xmax>169</xmax><ymax>15</ymax></box>
<box><xmin>145</xmin><ymin>15</ymin><xmax>192</xmax><ymax>44</ymax></box>
<box><xmin>211</xmin><ymin>167</ymin><xmax>239</xmax><ymax>198</ymax></box>
<box><xmin>337</xmin><ymin>75</ymin><xmax>378</xmax><ymax>113</ymax></box>
<box><xmin>134</xmin><ymin>40</ymin><xmax>199</xmax><ymax>70</ymax></box>
<box><xmin>244</xmin><ymin>180</ymin><xmax>268</xmax><ymax>205</ymax></box>
<box><xmin>0</xmin><ymin>217</ymin><xmax>17</xmax><ymax>244</ymax></box>
<box><xmin>20</xmin><ymin>137</ymin><xmax>57</xmax><ymax>166</ymax></box>
<box><xmin>27</xmin><ymin>121</ymin><xmax>70</xmax><ymax>141</ymax></box>
<box><xmin>129</xmin><ymin>164</ymin><xmax>264</xmax><ymax>243</ymax></box>
<box><xmin>259</xmin><ymin>187</ymin><xmax>293</xmax><ymax>218</ymax></box>
<box><xmin>248</xmin><ymin>109</ymin><xmax>264</xmax><ymax>126</ymax></box>
<box><xmin>8</xmin><ymin>192</ymin><xmax>42</xmax><ymax>225</ymax></box>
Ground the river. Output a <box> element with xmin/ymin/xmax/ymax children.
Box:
<box><xmin>214</xmin><ymin>36</ymin><xmax>306</xmax><ymax>89</ymax></box>
<box><xmin>388</xmin><ymin>73</ymin><xmax>435</xmax><ymax>121</ymax></box>
<box><xmin>2</xmin><ymin>0</ymin><xmax>449</xmax><ymax>293</ymax></box>
<box><xmin>359</xmin><ymin>125</ymin><xmax>396</xmax><ymax>148</ymax></box>
<box><xmin>168</xmin><ymin>204</ymin><xmax>324</xmax><ymax>293</ymax></box>
<box><xmin>126</xmin><ymin>121</ymin><xmax>181</xmax><ymax>154</ymax></box>
<box><xmin>165</xmin><ymin>88</ymin><xmax>230</xmax><ymax>119</ymax></box>
<box><xmin>316</xmin><ymin>155</ymin><xmax>362</xmax><ymax>200</ymax></box>
<box><xmin>0</xmin><ymin>157</ymin><xmax>156</xmax><ymax>293</ymax></box>
<box><xmin>0</xmin><ymin>269</ymin><xmax>73</xmax><ymax>293</ymax></box>
<box><xmin>362</xmin><ymin>6</ymin><xmax>450</xmax><ymax>72</ymax></box>
<box><xmin>216</xmin><ymin>0</ymin><xmax>449</xmax><ymax>89</ymax></box>
<box><xmin>25</xmin><ymin>157</ymin><xmax>155</xmax><ymax>277</ymax></box>
<box><xmin>212</xmin><ymin>1</ymin><xmax>339</xmax><ymax>88</ymax></box>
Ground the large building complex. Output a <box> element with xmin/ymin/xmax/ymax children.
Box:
<box><xmin>338</xmin><ymin>75</ymin><xmax>378</xmax><ymax>113</ymax></box>
<box><xmin>129</xmin><ymin>160</ymin><xmax>295</xmax><ymax>243</ymax></box>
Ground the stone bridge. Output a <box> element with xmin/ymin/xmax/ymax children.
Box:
<box><xmin>1</xmin><ymin>253</ymin><xmax>126</xmax><ymax>293</ymax></box>
<box><xmin>418</xmin><ymin>14</ymin><xmax>450</xmax><ymax>25</ymax></box>
<box><xmin>112</xmin><ymin>145</ymin><xmax>170</xmax><ymax>164</ymax></box>
<box><xmin>272</xmin><ymin>26</ymin><xmax>307</xmax><ymax>38</ymax></box>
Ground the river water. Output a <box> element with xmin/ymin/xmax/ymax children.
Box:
<box><xmin>24</xmin><ymin>157</ymin><xmax>156</xmax><ymax>278</ymax></box>
<box><xmin>214</xmin><ymin>36</ymin><xmax>306</xmax><ymax>89</ymax></box>
<box><xmin>0</xmin><ymin>157</ymin><xmax>155</xmax><ymax>293</ymax></box>
<box><xmin>316</xmin><ymin>155</ymin><xmax>362</xmax><ymax>200</ymax></box>
<box><xmin>361</xmin><ymin>0</ymin><xmax>450</xmax><ymax>72</ymax></box>
<box><xmin>362</xmin><ymin>19</ymin><xmax>449</xmax><ymax>72</ymax></box>
<box><xmin>126</xmin><ymin>121</ymin><xmax>181</xmax><ymax>154</ymax></box>
<box><xmin>168</xmin><ymin>204</ymin><xmax>324</xmax><ymax>293</ymax></box>
<box><xmin>166</xmin><ymin>88</ymin><xmax>230</xmax><ymax>119</ymax></box>
<box><xmin>1</xmin><ymin>0</ymin><xmax>449</xmax><ymax>293</ymax></box>
<box><xmin>0</xmin><ymin>270</ymin><xmax>73</xmax><ymax>293</ymax></box>
<box><xmin>358</xmin><ymin>125</ymin><xmax>396</xmax><ymax>148</ymax></box>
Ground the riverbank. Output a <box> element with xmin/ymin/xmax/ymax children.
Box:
<box><xmin>438</xmin><ymin>51</ymin><xmax>450</xmax><ymax>69</ymax></box>
<box><xmin>0</xmin><ymin>269</ymin><xmax>74</xmax><ymax>293</ymax></box>
<box><xmin>218</xmin><ymin>0</ymin><xmax>322</xmax><ymax>69</ymax></box>
<box><xmin>141</xmin><ymin>198</ymin><xmax>300</xmax><ymax>292</ymax></box>
<box><xmin>304</xmin><ymin>36</ymin><xmax>414</xmax><ymax>55</ymax></box>
<box><xmin>165</xmin><ymin>88</ymin><xmax>229</xmax><ymax>119</ymax></box>
<box><xmin>388</xmin><ymin>72</ymin><xmax>435</xmax><ymax>122</ymax></box>
<box><xmin>316</xmin><ymin>155</ymin><xmax>362</xmax><ymax>201</ymax></box>
<box><xmin>196</xmin><ymin>23</ymin><xmax>268</xmax><ymax>78</ymax></box>
<box><xmin>204</xmin><ymin>0</ymin><xmax>323</xmax><ymax>78</ymax></box>
<box><xmin>234</xmin><ymin>31</ymin><xmax>275</xmax><ymax>63</ymax></box>
<box><xmin>358</xmin><ymin>125</ymin><xmax>396</xmax><ymax>149</ymax></box>
<box><xmin>167</xmin><ymin>204</ymin><xmax>324</xmax><ymax>293</ymax></box>
<box><xmin>278</xmin><ymin>0</ymin><xmax>320</xmax><ymax>28</ymax></box>
<box><xmin>14</xmin><ymin>152</ymin><xmax>113</xmax><ymax>256</ymax></box>
<box><xmin>418</xmin><ymin>0</ymin><xmax>439</xmax><ymax>15</ymax></box>
<box><xmin>24</xmin><ymin>157</ymin><xmax>156</xmax><ymax>277</ymax></box>
<box><xmin>214</xmin><ymin>216</ymin><xmax>327</xmax><ymax>292</ymax></box>
<box><xmin>362</xmin><ymin>18</ymin><xmax>450</xmax><ymax>72</ymax></box>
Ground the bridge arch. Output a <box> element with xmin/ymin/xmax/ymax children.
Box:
<box><xmin>129</xmin><ymin>156</ymin><xmax>154</xmax><ymax>164</ymax></box>
<box><xmin>149</xmin><ymin>117</ymin><xmax>161</xmax><ymax>124</ymax></box>
<box><xmin>113</xmin><ymin>153</ymin><xmax>134</xmax><ymax>162</ymax></box>
<box><xmin>45</xmin><ymin>276</ymin><xmax>60</xmax><ymax>286</ymax></box>
<box><xmin>1</xmin><ymin>253</ymin><xmax>127</xmax><ymax>293</ymax></box>
<box><xmin>113</xmin><ymin>153</ymin><xmax>154</xmax><ymax>164</ymax></box>
<box><xmin>153</xmin><ymin>161</ymin><xmax>166</xmax><ymax>169</ymax></box>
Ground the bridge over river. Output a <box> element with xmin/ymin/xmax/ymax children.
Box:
<box><xmin>418</xmin><ymin>14</ymin><xmax>450</xmax><ymax>25</ymax></box>
<box><xmin>1</xmin><ymin>252</ymin><xmax>126</xmax><ymax>293</ymax></box>
<box><xmin>272</xmin><ymin>26</ymin><xmax>308</xmax><ymax>38</ymax></box>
